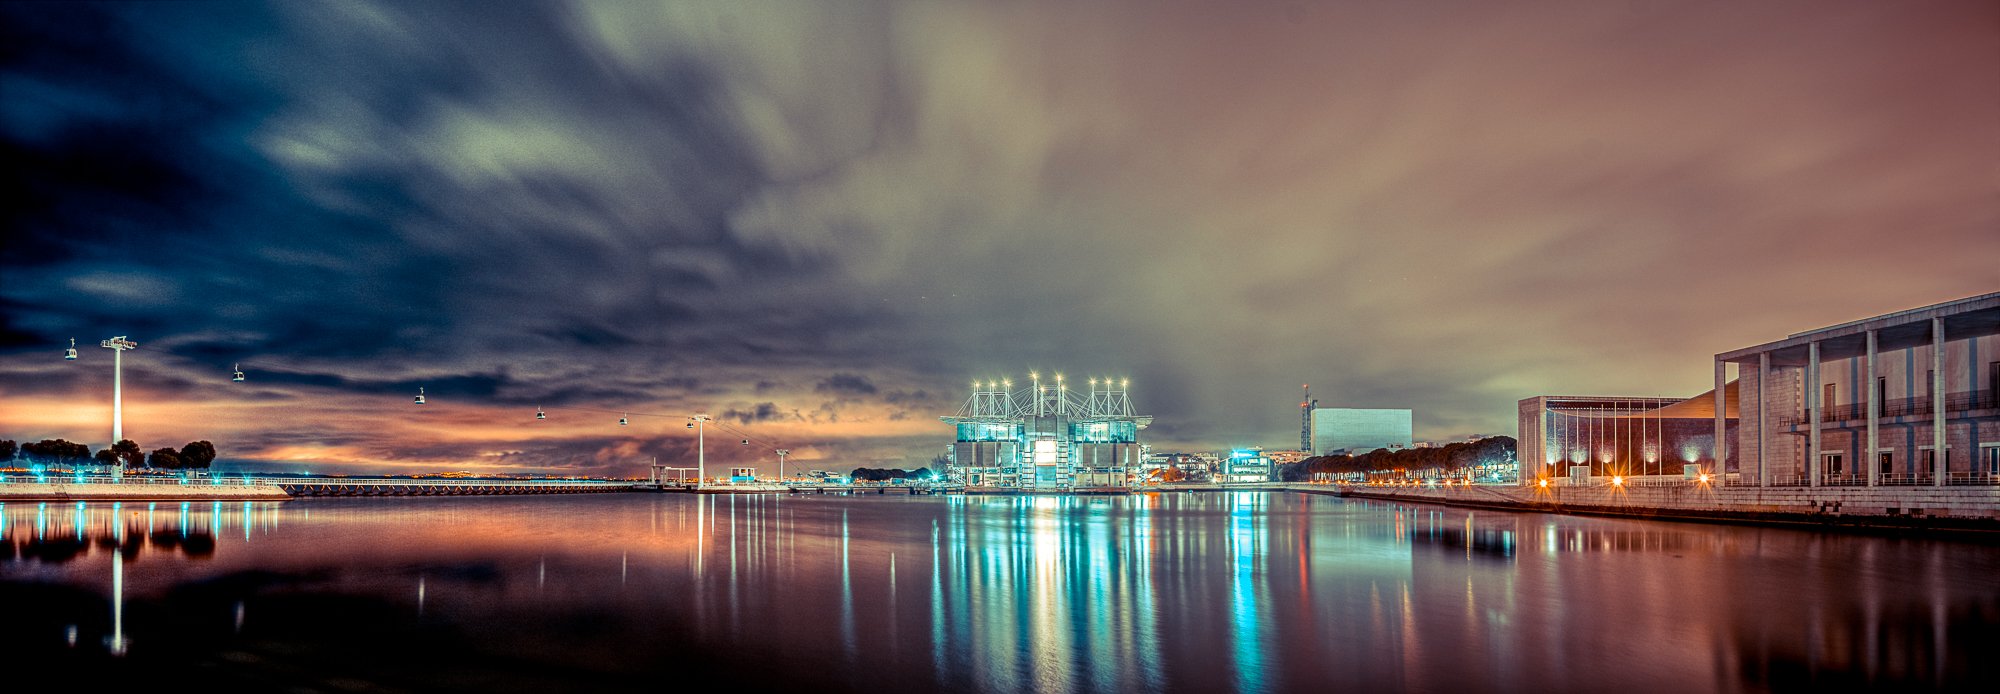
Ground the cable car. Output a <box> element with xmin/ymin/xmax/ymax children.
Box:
<box><xmin>414</xmin><ymin>387</ymin><xmax>426</xmax><ymax>405</ymax></box>
<box><xmin>619</xmin><ymin>413</ymin><xmax>629</xmax><ymax>426</ymax></box>
<box><xmin>741</xmin><ymin>438</ymin><xmax>749</xmax><ymax>445</ymax></box>
<box><xmin>536</xmin><ymin>407</ymin><xmax>547</xmax><ymax>420</ymax></box>
<box><xmin>64</xmin><ymin>338</ymin><xmax>78</xmax><ymax>361</ymax></box>
<box><xmin>232</xmin><ymin>363</ymin><xmax>245</xmax><ymax>382</ymax></box>
<box><xmin>686</xmin><ymin>422</ymin><xmax>694</xmax><ymax>429</ymax></box>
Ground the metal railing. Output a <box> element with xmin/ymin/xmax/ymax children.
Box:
<box><xmin>0</xmin><ymin>474</ymin><xmax>253</xmax><ymax>486</ymax></box>
<box><xmin>1775</xmin><ymin>391</ymin><xmax>1998</xmax><ymax>427</ymax></box>
<box><xmin>0</xmin><ymin>474</ymin><xmax>632</xmax><ymax>487</ymax></box>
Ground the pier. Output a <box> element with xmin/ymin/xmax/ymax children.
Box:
<box><xmin>269</xmin><ymin>478</ymin><xmax>635</xmax><ymax>497</ymax></box>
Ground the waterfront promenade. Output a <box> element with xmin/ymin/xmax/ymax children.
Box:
<box><xmin>1318</xmin><ymin>479</ymin><xmax>2000</xmax><ymax>531</ymax></box>
<box><xmin>0</xmin><ymin>478</ymin><xmax>289</xmax><ymax>502</ymax></box>
<box><xmin>0</xmin><ymin>476</ymin><xmax>636</xmax><ymax>501</ymax></box>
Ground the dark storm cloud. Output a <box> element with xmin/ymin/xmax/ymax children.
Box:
<box><xmin>814</xmin><ymin>373</ymin><xmax>878</xmax><ymax>396</ymax></box>
<box><xmin>722</xmin><ymin>402</ymin><xmax>785</xmax><ymax>425</ymax></box>
<box><xmin>3</xmin><ymin>0</ymin><xmax>1997</xmax><ymax>474</ymax></box>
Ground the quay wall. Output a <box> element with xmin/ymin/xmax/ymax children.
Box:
<box><xmin>0</xmin><ymin>482</ymin><xmax>291</xmax><ymax>502</ymax></box>
<box><xmin>1311</xmin><ymin>483</ymin><xmax>2000</xmax><ymax>531</ymax></box>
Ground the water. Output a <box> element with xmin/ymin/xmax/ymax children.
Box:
<box><xmin>2</xmin><ymin>492</ymin><xmax>1996</xmax><ymax>692</ymax></box>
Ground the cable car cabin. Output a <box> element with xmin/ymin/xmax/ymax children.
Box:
<box><xmin>619</xmin><ymin>415</ymin><xmax>629</xmax><ymax>426</ymax></box>
<box><xmin>536</xmin><ymin>408</ymin><xmax>547</xmax><ymax>420</ymax></box>
<box><xmin>232</xmin><ymin>363</ymin><xmax>245</xmax><ymax>382</ymax></box>
<box><xmin>728</xmin><ymin>467</ymin><xmax>758</xmax><ymax>483</ymax></box>
<box><xmin>414</xmin><ymin>387</ymin><xmax>426</xmax><ymax>405</ymax></box>
<box><xmin>64</xmin><ymin>338</ymin><xmax>78</xmax><ymax>360</ymax></box>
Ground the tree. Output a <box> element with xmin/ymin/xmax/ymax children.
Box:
<box><xmin>148</xmin><ymin>448</ymin><xmax>182</xmax><ymax>469</ymax></box>
<box><xmin>111</xmin><ymin>439</ymin><xmax>144</xmax><ymax>469</ymax></box>
<box><xmin>93</xmin><ymin>449</ymin><xmax>118</xmax><ymax>467</ymax></box>
<box><xmin>179</xmin><ymin>441</ymin><xmax>217</xmax><ymax>470</ymax></box>
<box><xmin>0</xmin><ymin>439</ymin><xmax>15</xmax><ymax>463</ymax></box>
<box><xmin>22</xmin><ymin>439</ymin><xmax>89</xmax><ymax>467</ymax></box>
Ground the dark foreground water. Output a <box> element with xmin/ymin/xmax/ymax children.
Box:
<box><xmin>2</xmin><ymin>492</ymin><xmax>1997</xmax><ymax>693</ymax></box>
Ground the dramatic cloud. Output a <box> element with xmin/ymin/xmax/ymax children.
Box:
<box><xmin>815</xmin><ymin>374</ymin><xmax>879</xmax><ymax>397</ymax></box>
<box><xmin>2</xmin><ymin>0</ymin><xmax>1995</xmax><ymax>475</ymax></box>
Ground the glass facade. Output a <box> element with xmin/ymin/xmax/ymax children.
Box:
<box><xmin>1310</xmin><ymin>408</ymin><xmax>1413</xmax><ymax>456</ymax></box>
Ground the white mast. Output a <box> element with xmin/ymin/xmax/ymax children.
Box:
<box><xmin>99</xmin><ymin>336</ymin><xmax>139</xmax><ymax>446</ymax></box>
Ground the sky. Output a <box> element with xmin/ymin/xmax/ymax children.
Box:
<box><xmin>2</xmin><ymin>0</ymin><xmax>1996</xmax><ymax>476</ymax></box>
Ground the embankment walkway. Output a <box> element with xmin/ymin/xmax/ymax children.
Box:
<box><xmin>1307</xmin><ymin>481</ymin><xmax>2000</xmax><ymax>532</ymax></box>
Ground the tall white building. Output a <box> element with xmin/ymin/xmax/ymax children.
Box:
<box><xmin>1311</xmin><ymin>408</ymin><xmax>1413</xmax><ymax>455</ymax></box>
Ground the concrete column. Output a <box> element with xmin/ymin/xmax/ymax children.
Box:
<box><xmin>1933</xmin><ymin>317</ymin><xmax>1947</xmax><ymax>487</ymax></box>
<box><xmin>1714</xmin><ymin>358</ymin><xmax>1728</xmax><ymax>483</ymax></box>
<box><xmin>1866</xmin><ymin>329</ymin><xmax>1879</xmax><ymax>486</ymax></box>
<box><xmin>1808</xmin><ymin>340</ymin><xmax>1821</xmax><ymax>487</ymax></box>
<box><xmin>1758</xmin><ymin>351</ymin><xmax>1770</xmax><ymax>487</ymax></box>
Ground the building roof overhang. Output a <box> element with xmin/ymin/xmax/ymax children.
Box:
<box><xmin>1716</xmin><ymin>291</ymin><xmax>2000</xmax><ymax>366</ymax></box>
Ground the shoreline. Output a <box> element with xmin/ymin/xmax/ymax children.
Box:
<box><xmin>0</xmin><ymin>482</ymin><xmax>291</xmax><ymax>502</ymax></box>
<box><xmin>1311</xmin><ymin>485</ymin><xmax>2000</xmax><ymax>536</ymax></box>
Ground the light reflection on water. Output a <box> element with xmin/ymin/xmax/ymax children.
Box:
<box><xmin>1</xmin><ymin>493</ymin><xmax>1998</xmax><ymax>692</ymax></box>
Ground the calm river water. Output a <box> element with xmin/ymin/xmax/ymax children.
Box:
<box><xmin>2</xmin><ymin>491</ymin><xmax>1996</xmax><ymax>692</ymax></box>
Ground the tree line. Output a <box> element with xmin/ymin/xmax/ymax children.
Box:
<box><xmin>0</xmin><ymin>438</ymin><xmax>218</xmax><ymax>470</ymax></box>
<box><xmin>849</xmin><ymin>467</ymin><xmax>934</xmax><ymax>482</ymax></box>
<box><xmin>1276</xmin><ymin>436</ymin><xmax>1515</xmax><ymax>482</ymax></box>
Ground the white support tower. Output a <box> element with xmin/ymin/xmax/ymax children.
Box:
<box><xmin>688</xmin><ymin>414</ymin><xmax>711</xmax><ymax>487</ymax></box>
<box><xmin>99</xmin><ymin>336</ymin><xmax>139</xmax><ymax>446</ymax></box>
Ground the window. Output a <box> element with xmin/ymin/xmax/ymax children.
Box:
<box><xmin>1876</xmin><ymin>377</ymin><xmax>1886</xmax><ymax>416</ymax></box>
<box><xmin>1990</xmin><ymin>362</ymin><xmax>1999</xmax><ymax>404</ymax></box>
<box><xmin>1920</xmin><ymin>446</ymin><xmax>1951</xmax><ymax>474</ymax></box>
<box><xmin>1879</xmin><ymin>451</ymin><xmax>1892</xmax><ymax>475</ymax></box>
<box><xmin>1033</xmin><ymin>439</ymin><xmax>1059</xmax><ymax>466</ymax></box>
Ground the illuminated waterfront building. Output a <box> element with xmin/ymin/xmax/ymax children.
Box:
<box><xmin>1221</xmin><ymin>448</ymin><xmax>1272</xmax><ymax>483</ymax></box>
<box><xmin>941</xmin><ymin>374</ymin><xmax>1152</xmax><ymax>491</ymax></box>
<box><xmin>1521</xmin><ymin>291</ymin><xmax>2000</xmax><ymax>489</ymax></box>
<box><xmin>1717</xmin><ymin>291</ymin><xmax>2000</xmax><ymax>487</ymax></box>
<box><xmin>1516</xmin><ymin>394</ymin><xmax>1736</xmax><ymax>485</ymax></box>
